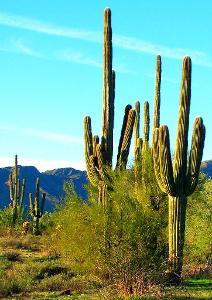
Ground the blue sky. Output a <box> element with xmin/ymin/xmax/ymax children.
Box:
<box><xmin>0</xmin><ymin>0</ymin><xmax>211</xmax><ymax>171</ymax></box>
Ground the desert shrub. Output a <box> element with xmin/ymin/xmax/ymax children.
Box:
<box><xmin>184</xmin><ymin>175</ymin><xmax>212</xmax><ymax>272</ymax></box>
<box><xmin>4</xmin><ymin>251</ymin><xmax>21</xmax><ymax>262</ymax></box>
<box><xmin>48</xmin><ymin>168</ymin><xmax>167</xmax><ymax>297</ymax></box>
<box><xmin>0</xmin><ymin>207</ymin><xmax>13</xmax><ymax>232</ymax></box>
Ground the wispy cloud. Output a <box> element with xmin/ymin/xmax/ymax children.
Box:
<box><xmin>12</xmin><ymin>38</ymin><xmax>45</xmax><ymax>58</ymax></box>
<box><xmin>113</xmin><ymin>35</ymin><xmax>212</xmax><ymax>67</ymax></box>
<box><xmin>56</xmin><ymin>50</ymin><xmax>135</xmax><ymax>73</ymax></box>
<box><xmin>0</xmin><ymin>125</ymin><xmax>83</xmax><ymax>144</ymax></box>
<box><xmin>0</xmin><ymin>11</ymin><xmax>101</xmax><ymax>42</ymax></box>
<box><xmin>0</xmin><ymin>38</ymin><xmax>46</xmax><ymax>59</ymax></box>
<box><xmin>0</xmin><ymin>11</ymin><xmax>212</xmax><ymax>67</ymax></box>
<box><xmin>56</xmin><ymin>50</ymin><xmax>102</xmax><ymax>68</ymax></box>
<box><xmin>0</xmin><ymin>156</ymin><xmax>85</xmax><ymax>171</ymax></box>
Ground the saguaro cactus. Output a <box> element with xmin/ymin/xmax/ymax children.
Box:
<box><xmin>84</xmin><ymin>8</ymin><xmax>135</xmax><ymax>204</ymax></box>
<box><xmin>152</xmin><ymin>57</ymin><xmax>205</xmax><ymax>277</ymax></box>
<box><xmin>9</xmin><ymin>155</ymin><xmax>26</xmax><ymax>224</ymax></box>
<box><xmin>29</xmin><ymin>178</ymin><xmax>46</xmax><ymax>235</ymax></box>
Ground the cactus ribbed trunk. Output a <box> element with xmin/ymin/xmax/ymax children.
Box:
<box><xmin>168</xmin><ymin>195</ymin><xmax>187</xmax><ymax>275</ymax></box>
<box><xmin>102</xmin><ymin>8</ymin><xmax>114</xmax><ymax>165</ymax></box>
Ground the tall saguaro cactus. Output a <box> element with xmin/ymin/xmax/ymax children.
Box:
<box><xmin>29</xmin><ymin>178</ymin><xmax>46</xmax><ymax>235</ymax></box>
<box><xmin>84</xmin><ymin>8</ymin><xmax>135</xmax><ymax>204</ymax></box>
<box><xmin>152</xmin><ymin>57</ymin><xmax>205</xmax><ymax>277</ymax></box>
<box><xmin>102</xmin><ymin>8</ymin><xmax>114</xmax><ymax>165</ymax></box>
<box><xmin>9</xmin><ymin>155</ymin><xmax>26</xmax><ymax>224</ymax></box>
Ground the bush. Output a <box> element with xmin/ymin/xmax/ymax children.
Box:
<box><xmin>48</xmin><ymin>169</ymin><xmax>167</xmax><ymax>297</ymax></box>
<box><xmin>184</xmin><ymin>175</ymin><xmax>212</xmax><ymax>273</ymax></box>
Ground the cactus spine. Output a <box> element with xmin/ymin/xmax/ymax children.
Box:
<box><xmin>152</xmin><ymin>57</ymin><xmax>205</xmax><ymax>277</ymax></box>
<box><xmin>29</xmin><ymin>178</ymin><xmax>46</xmax><ymax>235</ymax></box>
<box><xmin>84</xmin><ymin>8</ymin><xmax>135</xmax><ymax>204</ymax></box>
<box><xmin>9</xmin><ymin>155</ymin><xmax>26</xmax><ymax>224</ymax></box>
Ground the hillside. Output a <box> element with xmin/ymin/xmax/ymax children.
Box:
<box><xmin>201</xmin><ymin>160</ymin><xmax>212</xmax><ymax>177</ymax></box>
<box><xmin>0</xmin><ymin>166</ymin><xmax>88</xmax><ymax>211</ymax></box>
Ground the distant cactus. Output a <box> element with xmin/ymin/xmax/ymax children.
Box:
<box><xmin>29</xmin><ymin>178</ymin><xmax>46</xmax><ymax>235</ymax></box>
<box><xmin>9</xmin><ymin>155</ymin><xmax>26</xmax><ymax>224</ymax></box>
<box><xmin>152</xmin><ymin>57</ymin><xmax>205</xmax><ymax>277</ymax></box>
<box><xmin>84</xmin><ymin>8</ymin><xmax>135</xmax><ymax>204</ymax></box>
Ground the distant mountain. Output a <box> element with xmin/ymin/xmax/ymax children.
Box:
<box><xmin>0</xmin><ymin>160</ymin><xmax>211</xmax><ymax>212</ymax></box>
<box><xmin>0</xmin><ymin>166</ymin><xmax>88</xmax><ymax>211</ymax></box>
<box><xmin>201</xmin><ymin>160</ymin><xmax>212</xmax><ymax>177</ymax></box>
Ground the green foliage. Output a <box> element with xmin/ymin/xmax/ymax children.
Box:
<box><xmin>184</xmin><ymin>175</ymin><xmax>212</xmax><ymax>268</ymax></box>
<box><xmin>47</xmin><ymin>170</ymin><xmax>167</xmax><ymax>297</ymax></box>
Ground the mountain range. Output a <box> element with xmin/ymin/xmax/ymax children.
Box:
<box><xmin>0</xmin><ymin>160</ymin><xmax>211</xmax><ymax>212</ymax></box>
<box><xmin>0</xmin><ymin>166</ymin><xmax>87</xmax><ymax>211</ymax></box>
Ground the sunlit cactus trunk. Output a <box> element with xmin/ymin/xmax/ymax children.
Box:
<box><xmin>83</xmin><ymin>8</ymin><xmax>135</xmax><ymax>205</ymax></box>
<box><xmin>152</xmin><ymin>57</ymin><xmax>205</xmax><ymax>279</ymax></box>
<box><xmin>102</xmin><ymin>8</ymin><xmax>114</xmax><ymax>165</ymax></box>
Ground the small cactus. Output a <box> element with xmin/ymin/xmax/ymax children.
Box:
<box><xmin>9</xmin><ymin>155</ymin><xmax>26</xmax><ymax>224</ymax></box>
<box><xmin>29</xmin><ymin>178</ymin><xmax>46</xmax><ymax>235</ymax></box>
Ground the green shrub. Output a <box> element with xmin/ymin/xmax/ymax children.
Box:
<box><xmin>47</xmin><ymin>169</ymin><xmax>167</xmax><ymax>297</ymax></box>
<box><xmin>184</xmin><ymin>175</ymin><xmax>212</xmax><ymax>272</ymax></box>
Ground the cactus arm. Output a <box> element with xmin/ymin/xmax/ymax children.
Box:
<box><xmin>29</xmin><ymin>192</ymin><xmax>34</xmax><ymax>214</ymax></box>
<box><xmin>186</xmin><ymin>117</ymin><xmax>206</xmax><ymax>195</ymax></box>
<box><xmin>84</xmin><ymin>116</ymin><xmax>93</xmax><ymax>158</ymax></box>
<box><xmin>134</xmin><ymin>101</ymin><xmax>140</xmax><ymax>144</ymax></box>
<box><xmin>9</xmin><ymin>174</ymin><xmax>14</xmax><ymax>202</ymax></box>
<box><xmin>17</xmin><ymin>179</ymin><xmax>20</xmax><ymax>201</ymax></box>
<box><xmin>40</xmin><ymin>193</ymin><xmax>46</xmax><ymax>215</ymax></box>
<box><xmin>93</xmin><ymin>135</ymin><xmax>99</xmax><ymax>157</ymax></box>
<box><xmin>96</xmin><ymin>144</ymin><xmax>104</xmax><ymax>178</ymax></box>
<box><xmin>158</xmin><ymin>126</ymin><xmax>176</xmax><ymax>196</ymax></box>
<box><xmin>116</xmin><ymin>105</ymin><xmax>132</xmax><ymax>165</ymax></box>
<box><xmin>152</xmin><ymin>128</ymin><xmax>169</xmax><ymax>194</ymax></box>
<box><xmin>36</xmin><ymin>178</ymin><xmax>40</xmax><ymax>200</ymax></box>
<box><xmin>19</xmin><ymin>178</ymin><xmax>26</xmax><ymax>209</ymax></box>
<box><xmin>173</xmin><ymin>57</ymin><xmax>191</xmax><ymax>190</ymax></box>
<box><xmin>88</xmin><ymin>155</ymin><xmax>101</xmax><ymax>186</ymax></box>
<box><xmin>102</xmin><ymin>8</ymin><xmax>114</xmax><ymax>165</ymax></box>
<box><xmin>143</xmin><ymin>101</ymin><xmax>150</xmax><ymax>148</ymax></box>
<box><xmin>153</xmin><ymin>55</ymin><xmax>161</xmax><ymax>130</ymax></box>
<box><xmin>84</xmin><ymin>116</ymin><xmax>100</xmax><ymax>185</ymax></box>
<box><xmin>116</xmin><ymin>109</ymin><xmax>136</xmax><ymax>169</ymax></box>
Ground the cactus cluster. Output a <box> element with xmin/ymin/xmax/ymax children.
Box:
<box><xmin>84</xmin><ymin>8</ymin><xmax>136</xmax><ymax>204</ymax></box>
<box><xmin>152</xmin><ymin>57</ymin><xmax>205</xmax><ymax>276</ymax></box>
<box><xmin>9</xmin><ymin>155</ymin><xmax>26</xmax><ymax>224</ymax></box>
<box><xmin>134</xmin><ymin>56</ymin><xmax>161</xmax><ymax>195</ymax></box>
<box><xmin>29</xmin><ymin>177</ymin><xmax>46</xmax><ymax>235</ymax></box>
